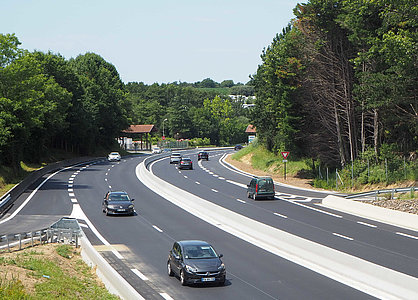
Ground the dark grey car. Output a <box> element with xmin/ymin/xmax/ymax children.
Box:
<box><xmin>167</xmin><ymin>240</ymin><xmax>226</xmax><ymax>286</ymax></box>
<box><xmin>102</xmin><ymin>191</ymin><xmax>135</xmax><ymax>216</ymax></box>
<box><xmin>178</xmin><ymin>158</ymin><xmax>193</xmax><ymax>170</ymax></box>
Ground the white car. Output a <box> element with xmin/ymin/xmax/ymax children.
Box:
<box><xmin>152</xmin><ymin>147</ymin><xmax>162</xmax><ymax>154</ymax></box>
<box><xmin>108</xmin><ymin>152</ymin><xmax>121</xmax><ymax>161</ymax></box>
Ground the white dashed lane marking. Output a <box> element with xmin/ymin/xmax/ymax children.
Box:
<box><xmin>236</xmin><ymin>199</ymin><xmax>246</xmax><ymax>204</ymax></box>
<box><xmin>160</xmin><ymin>293</ymin><xmax>174</xmax><ymax>300</ymax></box>
<box><xmin>396</xmin><ymin>232</ymin><xmax>418</xmax><ymax>240</ymax></box>
<box><xmin>153</xmin><ymin>225</ymin><xmax>163</xmax><ymax>233</ymax></box>
<box><xmin>274</xmin><ymin>212</ymin><xmax>288</xmax><ymax>219</ymax></box>
<box><xmin>357</xmin><ymin>221</ymin><xmax>377</xmax><ymax>228</ymax></box>
<box><xmin>131</xmin><ymin>268</ymin><xmax>149</xmax><ymax>281</ymax></box>
<box><xmin>70</xmin><ymin>198</ymin><xmax>77</xmax><ymax>203</ymax></box>
<box><xmin>333</xmin><ymin>233</ymin><xmax>353</xmax><ymax>241</ymax></box>
<box><xmin>195</xmin><ymin>181</ymin><xmax>200</xmax><ymax>185</ymax></box>
<box><xmin>69</xmin><ymin>193</ymin><xmax>75</xmax><ymax>197</ymax></box>
<box><xmin>211</xmin><ymin>189</ymin><xmax>218</xmax><ymax>193</ymax></box>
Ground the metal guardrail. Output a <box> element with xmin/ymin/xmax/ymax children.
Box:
<box><xmin>345</xmin><ymin>187</ymin><xmax>417</xmax><ymax>200</ymax></box>
<box><xmin>0</xmin><ymin>217</ymin><xmax>82</xmax><ymax>252</ymax></box>
<box><xmin>0</xmin><ymin>157</ymin><xmax>97</xmax><ymax>216</ymax></box>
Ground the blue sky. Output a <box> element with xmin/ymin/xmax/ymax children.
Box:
<box><xmin>2</xmin><ymin>0</ymin><xmax>300</xmax><ymax>84</ymax></box>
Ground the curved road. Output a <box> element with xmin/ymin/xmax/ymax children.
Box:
<box><xmin>1</xmin><ymin>149</ymin><xmax>417</xmax><ymax>299</ymax></box>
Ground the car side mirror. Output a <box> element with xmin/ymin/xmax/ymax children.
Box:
<box><xmin>247</xmin><ymin>184</ymin><xmax>250</xmax><ymax>187</ymax></box>
<box><xmin>131</xmin><ymin>199</ymin><xmax>135</xmax><ymax>201</ymax></box>
<box><xmin>219</xmin><ymin>254</ymin><xmax>223</xmax><ymax>258</ymax></box>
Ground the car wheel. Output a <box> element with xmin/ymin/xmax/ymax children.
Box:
<box><xmin>105</xmin><ymin>208</ymin><xmax>109</xmax><ymax>216</ymax></box>
<box><xmin>167</xmin><ymin>261</ymin><xmax>174</xmax><ymax>277</ymax></box>
<box><xmin>252</xmin><ymin>193</ymin><xmax>257</xmax><ymax>200</ymax></box>
<box><xmin>247</xmin><ymin>192</ymin><xmax>251</xmax><ymax>199</ymax></box>
<box><xmin>219</xmin><ymin>277</ymin><xmax>226</xmax><ymax>286</ymax></box>
<box><xmin>180</xmin><ymin>270</ymin><xmax>187</xmax><ymax>286</ymax></box>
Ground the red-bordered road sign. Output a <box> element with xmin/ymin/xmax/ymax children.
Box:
<box><xmin>281</xmin><ymin>152</ymin><xmax>290</xmax><ymax>159</ymax></box>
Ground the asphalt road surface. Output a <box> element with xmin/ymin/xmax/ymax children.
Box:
<box><xmin>1</xmin><ymin>149</ymin><xmax>417</xmax><ymax>299</ymax></box>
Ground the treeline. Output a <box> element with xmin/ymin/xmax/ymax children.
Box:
<box><xmin>0</xmin><ymin>34</ymin><xmax>131</xmax><ymax>169</ymax></box>
<box><xmin>126</xmin><ymin>82</ymin><xmax>249</xmax><ymax>145</ymax></box>
<box><xmin>251</xmin><ymin>0</ymin><xmax>417</xmax><ymax>167</ymax></box>
<box><xmin>0</xmin><ymin>33</ymin><xmax>250</xmax><ymax>170</ymax></box>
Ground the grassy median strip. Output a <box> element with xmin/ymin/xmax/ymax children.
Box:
<box><xmin>0</xmin><ymin>244</ymin><xmax>119</xmax><ymax>299</ymax></box>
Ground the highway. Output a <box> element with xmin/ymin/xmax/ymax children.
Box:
<box><xmin>1</xmin><ymin>149</ymin><xmax>417</xmax><ymax>299</ymax></box>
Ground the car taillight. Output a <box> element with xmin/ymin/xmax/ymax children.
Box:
<box><xmin>256</xmin><ymin>183</ymin><xmax>258</xmax><ymax>193</ymax></box>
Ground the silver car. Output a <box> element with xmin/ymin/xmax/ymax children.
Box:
<box><xmin>170</xmin><ymin>153</ymin><xmax>182</xmax><ymax>164</ymax></box>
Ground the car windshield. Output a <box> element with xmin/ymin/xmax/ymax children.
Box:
<box><xmin>184</xmin><ymin>245</ymin><xmax>218</xmax><ymax>259</ymax></box>
<box><xmin>172</xmin><ymin>153</ymin><xmax>181</xmax><ymax>157</ymax></box>
<box><xmin>109</xmin><ymin>194</ymin><xmax>130</xmax><ymax>201</ymax></box>
<box><xmin>182</xmin><ymin>159</ymin><xmax>191</xmax><ymax>162</ymax></box>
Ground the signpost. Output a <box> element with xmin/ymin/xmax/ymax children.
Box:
<box><xmin>281</xmin><ymin>152</ymin><xmax>290</xmax><ymax>180</ymax></box>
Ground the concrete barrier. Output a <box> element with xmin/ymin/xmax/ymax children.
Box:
<box><xmin>80</xmin><ymin>235</ymin><xmax>144</xmax><ymax>300</ymax></box>
<box><xmin>321</xmin><ymin>195</ymin><xmax>418</xmax><ymax>231</ymax></box>
<box><xmin>137</xmin><ymin>161</ymin><xmax>418</xmax><ymax>300</ymax></box>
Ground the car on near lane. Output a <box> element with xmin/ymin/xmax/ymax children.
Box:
<box><xmin>167</xmin><ymin>240</ymin><xmax>226</xmax><ymax>286</ymax></box>
<box><xmin>108</xmin><ymin>152</ymin><xmax>121</xmax><ymax>161</ymax></box>
<box><xmin>234</xmin><ymin>144</ymin><xmax>243</xmax><ymax>151</ymax></box>
<box><xmin>178</xmin><ymin>158</ymin><xmax>193</xmax><ymax>170</ymax></box>
<box><xmin>170</xmin><ymin>152</ymin><xmax>182</xmax><ymax>164</ymax></box>
<box><xmin>198</xmin><ymin>151</ymin><xmax>209</xmax><ymax>161</ymax></box>
<box><xmin>102</xmin><ymin>191</ymin><xmax>135</xmax><ymax>216</ymax></box>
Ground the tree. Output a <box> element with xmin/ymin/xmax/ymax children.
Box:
<box><xmin>69</xmin><ymin>53</ymin><xmax>130</xmax><ymax>152</ymax></box>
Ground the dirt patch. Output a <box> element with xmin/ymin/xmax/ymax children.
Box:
<box><xmin>225</xmin><ymin>154</ymin><xmax>325</xmax><ymax>191</ymax></box>
<box><xmin>0</xmin><ymin>243</ymin><xmax>106</xmax><ymax>296</ymax></box>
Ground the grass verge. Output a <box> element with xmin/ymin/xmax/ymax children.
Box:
<box><xmin>0</xmin><ymin>243</ymin><xmax>119</xmax><ymax>299</ymax></box>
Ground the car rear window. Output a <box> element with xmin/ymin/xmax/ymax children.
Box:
<box><xmin>258</xmin><ymin>179</ymin><xmax>273</xmax><ymax>188</ymax></box>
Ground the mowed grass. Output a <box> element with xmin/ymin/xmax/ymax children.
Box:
<box><xmin>0</xmin><ymin>244</ymin><xmax>119</xmax><ymax>300</ymax></box>
<box><xmin>231</xmin><ymin>143</ymin><xmax>312</xmax><ymax>178</ymax></box>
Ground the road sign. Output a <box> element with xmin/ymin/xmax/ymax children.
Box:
<box><xmin>281</xmin><ymin>152</ymin><xmax>289</xmax><ymax>159</ymax></box>
<box><xmin>283</xmin><ymin>159</ymin><xmax>288</xmax><ymax>163</ymax></box>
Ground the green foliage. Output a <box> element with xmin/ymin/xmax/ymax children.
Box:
<box><xmin>1</xmin><ymin>247</ymin><xmax>118</xmax><ymax>299</ymax></box>
<box><xmin>56</xmin><ymin>245</ymin><xmax>73</xmax><ymax>259</ymax></box>
<box><xmin>0</xmin><ymin>276</ymin><xmax>29</xmax><ymax>299</ymax></box>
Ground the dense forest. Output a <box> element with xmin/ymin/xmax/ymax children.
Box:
<box><xmin>0</xmin><ymin>33</ymin><xmax>250</xmax><ymax>170</ymax></box>
<box><xmin>1</xmin><ymin>0</ymin><xmax>416</xmax><ymax>175</ymax></box>
<box><xmin>251</xmin><ymin>0</ymin><xmax>417</xmax><ymax>167</ymax></box>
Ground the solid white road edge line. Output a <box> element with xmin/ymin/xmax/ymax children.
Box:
<box><xmin>69</xmin><ymin>204</ymin><xmax>124</xmax><ymax>260</ymax></box>
<box><xmin>0</xmin><ymin>167</ymin><xmax>72</xmax><ymax>225</ymax></box>
<box><xmin>137</xmin><ymin>161</ymin><xmax>418</xmax><ymax>300</ymax></box>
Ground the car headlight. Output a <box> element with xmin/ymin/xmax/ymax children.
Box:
<box><xmin>218</xmin><ymin>263</ymin><xmax>225</xmax><ymax>271</ymax></box>
<box><xmin>185</xmin><ymin>265</ymin><xmax>197</xmax><ymax>273</ymax></box>
<box><xmin>128</xmin><ymin>205</ymin><xmax>134</xmax><ymax>209</ymax></box>
<box><xmin>107</xmin><ymin>205</ymin><xmax>117</xmax><ymax>209</ymax></box>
